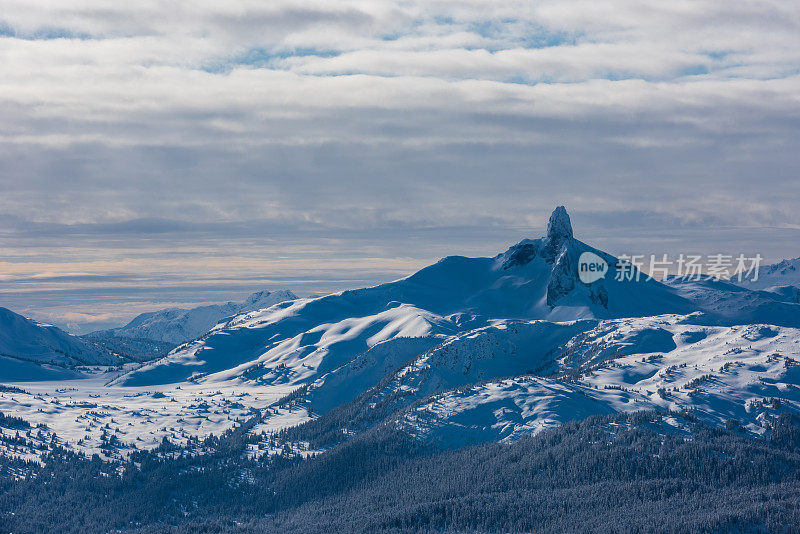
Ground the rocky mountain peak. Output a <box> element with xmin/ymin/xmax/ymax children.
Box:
<box><xmin>546</xmin><ymin>206</ymin><xmax>573</xmax><ymax>243</ymax></box>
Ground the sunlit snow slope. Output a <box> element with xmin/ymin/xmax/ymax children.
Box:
<box><xmin>389</xmin><ymin>316</ymin><xmax>800</xmax><ymax>447</ymax></box>
<box><xmin>91</xmin><ymin>289</ymin><xmax>298</xmax><ymax>344</ymax></box>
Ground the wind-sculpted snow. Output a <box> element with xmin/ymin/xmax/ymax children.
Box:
<box><xmin>305</xmin><ymin>319</ymin><xmax>596</xmax><ymax>417</ymax></box>
<box><xmin>764</xmin><ymin>285</ymin><xmax>800</xmax><ymax>304</ymax></box>
<box><xmin>118</xmin><ymin>301</ymin><xmax>459</xmax><ymax>387</ymax></box>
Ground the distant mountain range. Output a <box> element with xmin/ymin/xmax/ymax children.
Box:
<box><xmin>88</xmin><ymin>289</ymin><xmax>298</xmax><ymax>344</ymax></box>
<box><xmin>0</xmin><ymin>289</ymin><xmax>298</xmax><ymax>380</ymax></box>
<box><xmin>735</xmin><ymin>256</ymin><xmax>800</xmax><ymax>290</ymax></box>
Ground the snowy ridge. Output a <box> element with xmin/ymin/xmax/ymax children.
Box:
<box><xmin>664</xmin><ymin>276</ymin><xmax>800</xmax><ymax>328</ymax></box>
<box><xmin>390</xmin><ymin>315</ymin><xmax>800</xmax><ymax>447</ymax></box>
<box><xmin>91</xmin><ymin>289</ymin><xmax>298</xmax><ymax>344</ymax></box>
<box><xmin>304</xmin><ymin>319</ymin><xmax>595</xmax><ymax>417</ymax></box>
<box><xmin>736</xmin><ymin>257</ymin><xmax>800</xmax><ymax>290</ymax></box>
<box><xmin>116</xmin><ymin>301</ymin><xmax>459</xmax><ymax>387</ymax></box>
<box><xmin>0</xmin><ymin>307</ymin><xmax>123</xmax><ymax>380</ymax></box>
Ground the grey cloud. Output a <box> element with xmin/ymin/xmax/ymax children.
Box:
<box><xmin>0</xmin><ymin>1</ymin><xmax>799</xmax><ymax>331</ymax></box>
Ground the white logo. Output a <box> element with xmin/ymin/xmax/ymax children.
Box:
<box><xmin>578</xmin><ymin>251</ymin><xmax>608</xmax><ymax>284</ymax></box>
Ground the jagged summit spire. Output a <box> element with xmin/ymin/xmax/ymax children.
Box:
<box><xmin>500</xmin><ymin>206</ymin><xmax>574</xmax><ymax>269</ymax></box>
<box><xmin>546</xmin><ymin>206</ymin><xmax>573</xmax><ymax>242</ymax></box>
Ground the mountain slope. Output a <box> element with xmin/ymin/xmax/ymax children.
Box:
<box><xmin>91</xmin><ymin>289</ymin><xmax>298</xmax><ymax>344</ymax></box>
<box><xmin>736</xmin><ymin>257</ymin><xmax>800</xmax><ymax>290</ymax></box>
<box><xmin>664</xmin><ymin>276</ymin><xmax>800</xmax><ymax>328</ymax></box>
<box><xmin>0</xmin><ymin>307</ymin><xmax>123</xmax><ymax>379</ymax></box>
<box><xmin>304</xmin><ymin>318</ymin><xmax>596</xmax><ymax>414</ymax></box>
<box><xmin>117</xmin><ymin>302</ymin><xmax>461</xmax><ymax>387</ymax></box>
<box><xmin>279</xmin><ymin>314</ymin><xmax>800</xmax><ymax>451</ymax></box>
<box><xmin>401</xmin><ymin>316</ymin><xmax>800</xmax><ymax>445</ymax></box>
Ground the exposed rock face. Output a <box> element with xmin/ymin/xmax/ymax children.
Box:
<box><xmin>542</xmin><ymin>206</ymin><xmax>573</xmax><ymax>263</ymax></box>
<box><xmin>501</xmin><ymin>242</ymin><xmax>538</xmax><ymax>270</ymax></box>
<box><xmin>502</xmin><ymin>207</ymin><xmax>575</xmax><ymax>269</ymax></box>
<box><xmin>589</xmin><ymin>284</ymin><xmax>609</xmax><ymax>308</ymax></box>
<box><xmin>498</xmin><ymin>206</ymin><xmax>609</xmax><ymax>308</ymax></box>
<box><xmin>547</xmin><ymin>248</ymin><xmax>576</xmax><ymax>306</ymax></box>
<box><xmin>546</xmin><ymin>205</ymin><xmax>573</xmax><ymax>243</ymax></box>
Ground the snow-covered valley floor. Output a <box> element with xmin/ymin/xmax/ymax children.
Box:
<box><xmin>0</xmin><ymin>372</ymin><xmax>308</xmax><ymax>462</ymax></box>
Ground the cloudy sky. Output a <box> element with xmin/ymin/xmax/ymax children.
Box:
<box><xmin>1</xmin><ymin>0</ymin><xmax>799</xmax><ymax>332</ymax></box>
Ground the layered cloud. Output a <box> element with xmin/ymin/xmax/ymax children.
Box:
<box><xmin>1</xmin><ymin>0</ymin><xmax>799</xmax><ymax>330</ymax></box>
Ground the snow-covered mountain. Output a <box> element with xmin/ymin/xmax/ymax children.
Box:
<box><xmin>115</xmin><ymin>207</ymin><xmax>695</xmax><ymax>388</ymax></box>
<box><xmin>736</xmin><ymin>257</ymin><xmax>800</xmax><ymax>290</ymax></box>
<box><xmin>303</xmin><ymin>318</ymin><xmax>596</xmax><ymax>414</ymax></box>
<box><xmin>389</xmin><ymin>315</ymin><xmax>800</xmax><ymax>448</ymax></box>
<box><xmin>0</xmin><ymin>307</ymin><xmax>123</xmax><ymax>381</ymax></box>
<box><xmin>90</xmin><ymin>289</ymin><xmax>298</xmax><ymax>344</ymax></box>
<box><xmin>120</xmin><ymin>208</ymin><xmax>798</xmax><ymax>396</ymax></box>
<box><xmin>663</xmin><ymin>276</ymin><xmax>800</xmax><ymax>328</ymax></box>
<box><xmin>3</xmin><ymin>207</ymin><xmax>800</xmax><ymax>462</ymax></box>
